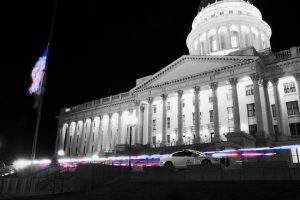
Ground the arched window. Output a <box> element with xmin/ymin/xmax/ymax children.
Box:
<box><xmin>218</xmin><ymin>27</ymin><xmax>227</xmax><ymax>50</ymax></box>
<box><xmin>261</xmin><ymin>33</ymin><xmax>267</xmax><ymax>49</ymax></box>
<box><xmin>208</xmin><ymin>29</ymin><xmax>217</xmax><ymax>52</ymax></box>
<box><xmin>194</xmin><ymin>40</ymin><xmax>199</xmax><ymax>54</ymax></box>
<box><xmin>230</xmin><ymin>25</ymin><xmax>239</xmax><ymax>48</ymax></box>
<box><xmin>251</xmin><ymin>27</ymin><xmax>259</xmax><ymax>50</ymax></box>
<box><xmin>242</xmin><ymin>26</ymin><xmax>251</xmax><ymax>47</ymax></box>
<box><xmin>199</xmin><ymin>33</ymin><xmax>206</xmax><ymax>55</ymax></box>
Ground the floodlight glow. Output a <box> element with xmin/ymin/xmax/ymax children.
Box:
<box><xmin>13</xmin><ymin>159</ymin><xmax>32</xmax><ymax>170</ymax></box>
<box><xmin>58</xmin><ymin>150</ymin><xmax>65</xmax><ymax>156</ymax></box>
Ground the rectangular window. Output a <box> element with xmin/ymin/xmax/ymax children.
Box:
<box><xmin>210</xmin><ymin>110</ymin><xmax>214</xmax><ymax>123</ymax></box>
<box><xmin>289</xmin><ymin>123</ymin><xmax>300</xmax><ymax>136</ymax></box>
<box><xmin>167</xmin><ymin>117</ymin><xmax>170</xmax><ymax>129</ymax></box>
<box><xmin>182</xmin><ymin>115</ymin><xmax>185</xmax><ymax>127</ymax></box>
<box><xmin>246</xmin><ymin>84</ymin><xmax>254</xmax><ymax>96</ymax></box>
<box><xmin>286</xmin><ymin>101</ymin><xmax>300</xmax><ymax>116</ymax></box>
<box><xmin>247</xmin><ymin>103</ymin><xmax>256</xmax><ymax>117</ymax></box>
<box><xmin>249</xmin><ymin>124</ymin><xmax>257</xmax><ymax>136</ymax></box>
<box><xmin>220</xmin><ymin>11</ymin><xmax>224</xmax><ymax>15</ymax></box>
<box><xmin>153</xmin><ymin>105</ymin><xmax>157</xmax><ymax>114</ymax></box>
<box><xmin>271</xmin><ymin>104</ymin><xmax>277</xmax><ymax>118</ymax></box>
<box><xmin>229</xmin><ymin>10</ymin><xmax>233</xmax><ymax>14</ymax></box>
<box><xmin>182</xmin><ymin>99</ymin><xmax>185</xmax><ymax>108</ymax></box>
<box><xmin>193</xmin><ymin>113</ymin><xmax>195</xmax><ymax>125</ymax></box>
<box><xmin>167</xmin><ymin>135</ymin><xmax>170</xmax><ymax>144</ymax></box>
<box><xmin>167</xmin><ymin>102</ymin><xmax>170</xmax><ymax>111</ymax></box>
<box><xmin>284</xmin><ymin>82</ymin><xmax>296</xmax><ymax>94</ymax></box>
<box><xmin>153</xmin><ymin>120</ymin><xmax>156</xmax><ymax>131</ymax></box>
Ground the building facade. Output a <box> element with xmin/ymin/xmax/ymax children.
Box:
<box><xmin>55</xmin><ymin>0</ymin><xmax>300</xmax><ymax>157</ymax></box>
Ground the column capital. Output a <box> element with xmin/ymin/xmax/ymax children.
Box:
<box><xmin>161</xmin><ymin>94</ymin><xmax>168</xmax><ymax>101</ymax></box>
<box><xmin>271</xmin><ymin>78</ymin><xmax>279</xmax><ymax>86</ymax></box>
<box><xmin>108</xmin><ymin>113</ymin><xmax>113</xmax><ymax>118</ymax></box>
<box><xmin>147</xmin><ymin>97</ymin><xmax>154</xmax><ymax>104</ymax></box>
<box><xmin>134</xmin><ymin>100</ymin><xmax>141</xmax><ymax>107</ymax></box>
<box><xmin>177</xmin><ymin>90</ymin><xmax>184</xmax><ymax>97</ymax></box>
<box><xmin>193</xmin><ymin>86</ymin><xmax>200</xmax><ymax>94</ymax></box>
<box><xmin>250</xmin><ymin>73</ymin><xmax>260</xmax><ymax>82</ymax></box>
<box><xmin>118</xmin><ymin>111</ymin><xmax>123</xmax><ymax>116</ymax></box>
<box><xmin>140</xmin><ymin>104</ymin><xmax>146</xmax><ymax>112</ymax></box>
<box><xmin>262</xmin><ymin>79</ymin><xmax>270</xmax><ymax>88</ymax></box>
<box><xmin>209</xmin><ymin>82</ymin><xmax>218</xmax><ymax>90</ymax></box>
<box><xmin>228</xmin><ymin>77</ymin><xmax>238</xmax><ymax>86</ymax></box>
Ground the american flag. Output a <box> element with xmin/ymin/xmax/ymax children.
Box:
<box><xmin>28</xmin><ymin>48</ymin><xmax>48</xmax><ymax>95</ymax></box>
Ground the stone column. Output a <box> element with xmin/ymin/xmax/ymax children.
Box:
<box><xmin>107</xmin><ymin>113</ymin><xmax>112</xmax><ymax>151</ymax></box>
<box><xmin>177</xmin><ymin>90</ymin><xmax>184</xmax><ymax>145</ymax></box>
<box><xmin>147</xmin><ymin>97</ymin><xmax>154</xmax><ymax>146</ymax></box>
<box><xmin>161</xmin><ymin>94</ymin><xmax>168</xmax><ymax>147</ymax></box>
<box><xmin>250</xmin><ymin>74</ymin><xmax>265</xmax><ymax>145</ymax></box>
<box><xmin>210</xmin><ymin>82</ymin><xmax>220</xmax><ymax>142</ymax></box>
<box><xmin>229</xmin><ymin>78</ymin><xmax>241</xmax><ymax>132</ymax></box>
<box><xmin>79</xmin><ymin>120</ymin><xmax>87</xmax><ymax>155</ymax></box>
<box><xmin>139</xmin><ymin>105</ymin><xmax>145</xmax><ymax>145</ymax></box>
<box><xmin>205</xmin><ymin>31</ymin><xmax>209</xmax><ymax>54</ymax></box>
<box><xmin>216</xmin><ymin>27</ymin><xmax>220</xmax><ymax>51</ymax></box>
<box><xmin>271</xmin><ymin>78</ymin><xmax>287</xmax><ymax>141</ymax></box>
<box><xmin>86</xmin><ymin>119</ymin><xmax>94</xmax><ymax>154</ymax></box>
<box><xmin>64</xmin><ymin>124</ymin><xmax>70</xmax><ymax>155</ymax></box>
<box><xmin>134</xmin><ymin>100</ymin><xmax>141</xmax><ymax>145</ymax></box>
<box><xmin>238</xmin><ymin>25</ymin><xmax>243</xmax><ymax>48</ymax></box>
<box><xmin>263</xmin><ymin>80</ymin><xmax>275</xmax><ymax>139</ymax></box>
<box><xmin>71</xmin><ymin>122</ymin><xmax>79</xmax><ymax>155</ymax></box>
<box><xmin>226</xmin><ymin>26</ymin><xmax>231</xmax><ymax>49</ymax></box>
<box><xmin>96</xmin><ymin>115</ymin><xmax>103</xmax><ymax>152</ymax></box>
<box><xmin>117</xmin><ymin>111</ymin><xmax>122</xmax><ymax>146</ymax></box>
<box><xmin>193</xmin><ymin>86</ymin><xmax>201</xmax><ymax>144</ymax></box>
<box><xmin>294</xmin><ymin>73</ymin><xmax>300</xmax><ymax>104</ymax></box>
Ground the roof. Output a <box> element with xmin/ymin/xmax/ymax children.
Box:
<box><xmin>198</xmin><ymin>0</ymin><xmax>253</xmax><ymax>11</ymax></box>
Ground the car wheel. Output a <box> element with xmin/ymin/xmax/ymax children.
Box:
<box><xmin>165</xmin><ymin>162</ymin><xmax>174</xmax><ymax>167</ymax></box>
<box><xmin>201</xmin><ymin>160</ymin><xmax>212</xmax><ymax>165</ymax></box>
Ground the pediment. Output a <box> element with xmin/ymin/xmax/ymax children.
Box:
<box><xmin>133</xmin><ymin>55</ymin><xmax>257</xmax><ymax>92</ymax></box>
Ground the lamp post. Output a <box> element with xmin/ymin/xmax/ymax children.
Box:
<box><xmin>127</xmin><ymin>116</ymin><xmax>137</xmax><ymax>169</ymax></box>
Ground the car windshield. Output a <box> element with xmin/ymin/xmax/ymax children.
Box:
<box><xmin>189</xmin><ymin>150</ymin><xmax>206</xmax><ymax>157</ymax></box>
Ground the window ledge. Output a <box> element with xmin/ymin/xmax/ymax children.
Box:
<box><xmin>288</xmin><ymin>114</ymin><xmax>300</xmax><ymax>118</ymax></box>
<box><xmin>284</xmin><ymin>92</ymin><xmax>297</xmax><ymax>97</ymax></box>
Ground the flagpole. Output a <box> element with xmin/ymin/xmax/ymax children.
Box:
<box><xmin>31</xmin><ymin>0</ymin><xmax>58</xmax><ymax>162</ymax></box>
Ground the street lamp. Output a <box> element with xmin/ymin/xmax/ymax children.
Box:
<box><xmin>127</xmin><ymin>116</ymin><xmax>137</xmax><ymax>169</ymax></box>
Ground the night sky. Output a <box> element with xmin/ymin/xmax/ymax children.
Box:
<box><xmin>0</xmin><ymin>0</ymin><xmax>299</xmax><ymax>163</ymax></box>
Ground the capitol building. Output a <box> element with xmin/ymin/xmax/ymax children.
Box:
<box><xmin>55</xmin><ymin>0</ymin><xmax>300</xmax><ymax>157</ymax></box>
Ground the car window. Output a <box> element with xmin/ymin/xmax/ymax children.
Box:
<box><xmin>172</xmin><ymin>152</ymin><xmax>185</xmax><ymax>157</ymax></box>
<box><xmin>183</xmin><ymin>151</ymin><xmax>194</xmax><ymax>157</ymax></box>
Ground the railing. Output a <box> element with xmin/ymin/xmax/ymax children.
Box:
<box><xmin>112</xmin><ymin>94</ymin><xmax>120</xmax><ymax>101</ymax></box>
<box><xmin>121</xmin><ymin>92</ymin><xmax>130</xmax><ymax>98</ymax></box>
<box><xmin>274</xmin><ymin>49</ymin><xmax>292</xmax><ymax>59</ymax></box>
<box><xmin>102</xmin><ymin>97</ymin><xmax>110</xmax><ymax>103</ymax></box>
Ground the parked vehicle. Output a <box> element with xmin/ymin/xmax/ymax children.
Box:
<box><xmin>159</xmin><ymin>149</ymin><xmax>225</xmax><ymax>169</ymax></box>
<box><xmin>0</xmin><ymin>162</ymin><xmax>15</xmax><ymax>177</ymax></box>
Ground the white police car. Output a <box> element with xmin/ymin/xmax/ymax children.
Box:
<box><xmin>159</xmin><ymin>149</ymin><xmax>222</xmax><ymax>168</ymax></box>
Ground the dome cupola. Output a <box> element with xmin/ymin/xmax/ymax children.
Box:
<box><xmin>187</xmin><ymin>0</ymin><xmax>271</xmax><ymax>55</ymax></box>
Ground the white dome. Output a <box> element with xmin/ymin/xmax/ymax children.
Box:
<box><xmin>187</xmin><ymin>0</ymin><xmax>272</xmax><ymax>55</ymax></box>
